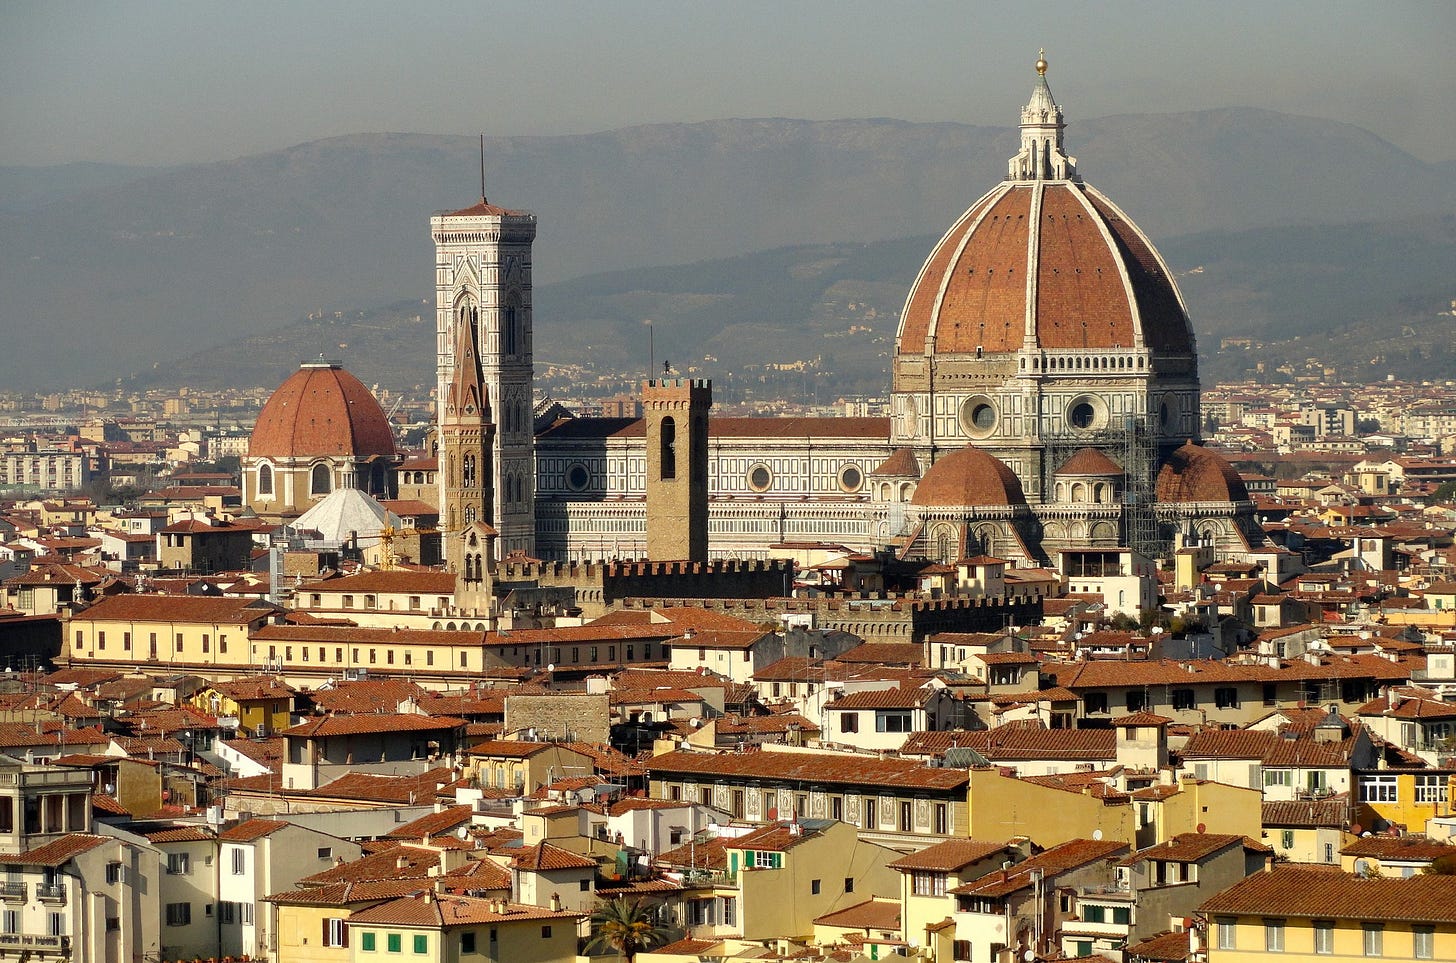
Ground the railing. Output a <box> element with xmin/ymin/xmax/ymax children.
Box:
<box><xmin>0</xmin><ymin>882</ymin><xmax>25</xmax><ymax>901</ymax></box>
<box><xmin>36</xmin><ymin>883</ymin><xmax>65</xmax><ymax>903</ymax></box>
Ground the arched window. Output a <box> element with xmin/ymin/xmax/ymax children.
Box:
<box><xmin>465</xmin><ymin>506</ymin><xmax>476</xmax><ymax>525</ymax></box>
<box><xmin>310</xmin><ymin>464</ymin><xmax>331</xmax><ymax>495</ymax></box>
<box><xmin>257</xmin><ymin>464</ymin><xmax>273</xmax><ymax>496</ymax></box>
<box><xmin>464</xmin><ymin>556</ymin><xmax>475</xmax><ymax>580</ymax></box>
<box><xmin>462</xmin><ymin>454</ymin><xmax>476</xmax><ymax>488</ymax></box>
<box><xmin>503</xmin><ymin>296</ymin><xmax>521</xmax><ymax>356</ymax></box>
<box><xmin>660</xmin><ymin>417</ymin><xmax>677</xmax><ymax>479</ymax></box>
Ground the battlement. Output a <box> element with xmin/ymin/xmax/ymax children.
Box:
<box><xmin>641</xmin><ymin>378</ymin><xmax>713</xmax><ymax>408</ymax></box>
<box><xmin>499</xmin><ymin>557</ymin><xmax>789</xmax><ymax>580</ymax></box>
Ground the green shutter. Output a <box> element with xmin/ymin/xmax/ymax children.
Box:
<box><xmin>413</xmin><ymin>935</ymin><xmax>427</xmax><ymax>954</ymax></box>
<box><xmin>361</xmin><ymin>933</ymin><xmax>376</xmax><ymax>952</ymax></box>
<box><xmin>387</xmin><ymin>933</ymin><xmax>402</xmax><ymax>953</ymax></box>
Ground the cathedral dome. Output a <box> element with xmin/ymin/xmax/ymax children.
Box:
<box><xmin>1155</xmin><ymin>442</ymin><xmax>1249</xmax><ymax>503</ymax></box>
<box><xmin>911</xmin><ymin>445</ymin><xmax>1026</xmax><ymax>508</ymax></box>
<box><xmin>250</xmin><ymin>359</ymin><xmax>396</xmax><ymax>460</ymax></box>
<box><xmin>1056</xmin><ymin>447</ymin><xmax>1123</xmax><ymax>477</ymax></box>
<box><xmin>894</xmin><ymin>57</ymin><xmax>1193</xmax><ymax>365</ymax></box>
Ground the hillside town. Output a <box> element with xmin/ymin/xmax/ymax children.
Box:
<box><xmin>5</xmin><ymin>57</ymin><xmax>1456</xmax><ymax>963</ymax></box>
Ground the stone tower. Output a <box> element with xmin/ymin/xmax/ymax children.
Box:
<box><xmin>440</xmin><ymin>306</ymin><xmax>495</xmax><ymax>577</ymax></box>
<box><xmin>431</xmin><ymin>191</ymin><xmax>537</xmax><ymax>556</ymax></box>
<box><xmin>643</xmin><ymin>378</ymin><xmax>711</xmax><ymax>561</ymax></box>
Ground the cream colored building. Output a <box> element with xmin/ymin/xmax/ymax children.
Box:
<box><xmin>1200</xmin><ymin>866</ymin><xmax>1456</xmax><ymax>962</ymax></box>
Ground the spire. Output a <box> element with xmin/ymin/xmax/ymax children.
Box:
<box><xmin>446</xmin><ymin>309</ymin><xmax>489</xmax><ymax>423</ymax></box>
<box><xmin>478</xmin><ymin>133</ymin><xmax>487</xmax><ymax>205</ymax></box>
<box><xmin>1008</xmin><ymin>49</ymin><xmax>1078</xmax><ymax>182</ymax></box>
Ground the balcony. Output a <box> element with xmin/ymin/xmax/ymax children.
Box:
<box><xmin>0</xmin><ymin>933</ymin><xmax>70</xmax><ymax>954</ymax></box>
<box><xmin>35</xmin><ymin>883</ymin><xmax>65</xmax><ymax>903</ymax></box>
<box><xmin>0</xmin><ymin>882</ymin><xmax>25</xmax><ymax>901</ymax></box>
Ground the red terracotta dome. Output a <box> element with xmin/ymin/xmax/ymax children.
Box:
<box><xmin>1056</xmin><ymin>447</ymin><xmax>1123</xmax><ymax>477</ymax></box>
<box><xmin>911</xmin><ymin>446</ymin><xmax>1026</xmax><ymax>508</ymax></box>
<box><xmin>1155</xmin><ymin>442</ymin><xmax>1249</xmax><ymax>503</ymax></box>
<box><xmin>250</xmin><ymin>360</ymin><xmax>396</xmax><ymax>460</ymax></box>
<box><xmin>896</xmin><ymin>181</ymin><xmax>1192</xmax><ymax>359</ymax></box>
<box><xmin>895</xmin><ymin>56</ymin><xmax>1193</xmax><ymax>365</ymax></box>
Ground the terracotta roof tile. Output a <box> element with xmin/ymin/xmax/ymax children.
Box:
<box><xmin>647</xmin><ymin>748</ymin><xmax>969</xmax><ymax>792</ymax></box>
<box><xmin>812</xmin><ymin>897</ymin><xmax>901</xmax><ymax>931</ymax></box>
<box><xmin>0</xmin><ymin>834</ymin><xmax>110</xmax><ymax>866</ymax></box>
<box><xmin>887</xmin><ymin>838</ymin><xmax>1011</xmax><ymax>872</ymax></box>
<box><xmin>1199</xmin><ymin>866</ymin><xmax>1456</xmax><ymax>922</ymax></box>
<box><xmin>75</xmin><ymin>594</ymin><xmax>278</xmax><ymax>625</ymax></box>
<box><xmin>510</xmin><ymin>841</ymin><xmax>596</xmax><ymax>871</ymax></box>
<box><xmin>218</xmin><ymin>818</ymin><xmax>290</xmax><ymax>842</ymax></box>
<box><xmin>348</xmin><ymin>892</ymin><xmax>581</xmax><ymax>928</ymax></box>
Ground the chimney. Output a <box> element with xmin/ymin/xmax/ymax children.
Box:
<box><xmin>396</xmin><ymin>855</ymin><xmax>409</xmax><ymax>870</ymax></box>
<box><xmin>550</xmin><ymin>893</ymin><xmax>562</xmax><ymax>911</ymax></box>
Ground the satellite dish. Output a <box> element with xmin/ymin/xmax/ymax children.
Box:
<box><xmin>1024</xmin><ymin>951</ymin><xmax>1036</xmax><ymax>963</ymax></box>
<box><xmin>1197</xmin><ymin>823</ymin><xmax>1207</xmax><ymax>834</ymax></box>
<box><xmin>688</xmin><ymin>717</ymin><xmax>702</xmax><ymax>729</ymax></box>
<box><xmin>456</xmin><ymin>826</ymin><xmax>469</xmax><ymax>840</ymax></box>
<box><xmin>1350</xmin><ymin>823</ymin><xmax>1363</xmax><ymax>836</ymax></box>
<box><xmin>1092</xmin><ymin>829</ymin><xmax>1102</xmax><ymax>841</ymax></box>
<box><xmin>546</xmin><ymin>663</ymin><xmax>555</xmax><ymax>673</ymax></box>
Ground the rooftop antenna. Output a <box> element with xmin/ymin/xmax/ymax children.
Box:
<box><xmin>479</xmin><ymin>133</ymin><xmax>487</xmax><ymax>204</ymax></box>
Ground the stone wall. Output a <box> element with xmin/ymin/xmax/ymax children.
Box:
<box><xmin>505</xmin><ymin>693</ymin><xmax>610</xmax><ymax>744</ymax></box>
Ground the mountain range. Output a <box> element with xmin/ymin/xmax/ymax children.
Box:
<box><xmin>1</xmin><ymin>109</ymin><xmax>1453</xmax><ymax>392</ymax></box>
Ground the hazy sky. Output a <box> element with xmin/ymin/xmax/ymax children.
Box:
<box><xmin>4</xmin><ymin>0</ymin><xmax>1453</xmax><ymax>167</ymax></box>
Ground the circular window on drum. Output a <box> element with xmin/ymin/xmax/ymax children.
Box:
<box><xmin>747</xmin><ymin>463</ymin><xmax>773</xmax><ymax>493</ymax></box>
<box><xmin>958</xmin><ymin>395</ymin><xmax>999</xmax><ymax>438</ymax></box>
<box><xmin>1067</xmin><ymin>395</ymin><xmax>1105</xmax><ymax>431</ymax></box>
<box><xmin>565</xmin><ymin>463</ymin><xmax>591</xmax><ymax>492</ymax></box>
<box><xmin>837</xmin><ymin>464</ymin><xmax>863</xmax><ymax>493</ymax></box>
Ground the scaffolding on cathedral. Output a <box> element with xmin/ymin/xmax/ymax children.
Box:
<box><xmin>1041</xmin><ymin>412</ymin><xmax>1161</xmax><ymax>561</ymax></box>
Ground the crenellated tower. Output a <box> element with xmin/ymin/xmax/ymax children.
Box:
<box><xmin>431</xmin><ymin>186</ymin><xmax>537</xmax><ymax>557</ymax></box>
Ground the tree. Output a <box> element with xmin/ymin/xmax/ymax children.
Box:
<box><xmin>1431</xmin><ymin>480</ymin><xmax>1456</xmax><ymax>505</ymax></box>
<box><xmin>585</xmin><ymin>897</ymin><xmax>671</xmax><ymax>962</ymax></box>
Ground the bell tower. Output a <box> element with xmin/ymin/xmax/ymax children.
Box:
<box><xmin>431</xmin><ymin>175</ymin><xmax>538</xmax><ymax>557</ymax></box>
<box><xmin>643</xmin><ymin>378</ymin><xmax>712</xmax><ymax>561</ymax></box>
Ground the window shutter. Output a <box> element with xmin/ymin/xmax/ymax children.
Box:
<box><xmin>341</xmin><ymin>921</ymin><xmax>348</xmax><ymax>948</ymax></box>
<box><xmin>323</xmin><ymin>919</ymin><xmax>330</xmax><ymax>946</ymax></box>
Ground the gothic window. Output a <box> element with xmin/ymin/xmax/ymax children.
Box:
<box><xmin>660</xmin><ymin>417</ymin><xmax>677</xmax><ymax>480</ymax></box>
<box><xmin>257</xmin><ymin>464</ymin><xmax>273</xmax><ymax>496</ymax></box>
<box><xmin>463</xmin><ymin>454</ymin><xmax>476</xmax><ymax>488</ymax></box>
<box><xmin>465</xmin><ymin>506</ymin><xmax>476</xmax><ymax>525</ymax></box>
<box><xmin>503</xmin><ymin>295</ymin><xmax>520</xmax><ymax>356</ymax></box>
<box><xmin>464</xmin><ymin>556</ymin><xmax>475</xmax><ymax>580</ymax></box>
<box><xmin>934</xmin><ymin>527</ymin><xmax>954</xmax><ymax>563</ymax></box>
<box><xmin>310</xmin><ymin>463</ymin><xmax>331</xmax><ymax>495</ymax></box>
<box><xmin>473</xmin><ymin>554</ymin><xmax>484</xmax><ymax>580</ymax></box>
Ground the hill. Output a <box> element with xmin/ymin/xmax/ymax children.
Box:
<box><xmin>147</xmin><ymin>211</ymin><xmax>1456</xmax><ymax>398</ymax></box>
<box><xmin>3</xmin><ymin>110</ymin><xmax>1453</xmax><ymax>390</ymax></box>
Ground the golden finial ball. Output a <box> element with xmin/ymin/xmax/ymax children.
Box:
<box><xmin>1036</xmin><ymin>49</ymin><xmax>1048</xmax><ymax>76</ymax></box>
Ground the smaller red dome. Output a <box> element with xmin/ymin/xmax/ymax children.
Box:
<box><xmin>1156</xmin><ymin>442</ymin><xmax>1248</xmax><ymax>503</ymax></box>
<box><xmin>911</xmin><ymin>446</ymin><xmax>1026</xmax><ymax>508</ymax></box>
<box><xmin>1056</xmin><ymin>447</ymin><xmax>1123</xmax><ymax>477</ymax></box>
<box><xmin>871</xmin><ymin>447</ymin><xmax>921</xmax><ymax>478</ymax></box>
<box><xmin>250</xmin><ymin>361</ymin><xmax>396</xmax><ymax>460</ymax></box>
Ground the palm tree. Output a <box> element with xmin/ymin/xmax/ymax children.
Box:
<box><xmin>585</xmin><ymin>896</ymin><xmax>671</xmax><ymax>962</ymax></box>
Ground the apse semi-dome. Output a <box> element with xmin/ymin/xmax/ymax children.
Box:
<box><xmin>911</xmin><ymin>445</ymin><xmax>1026</xmax><ymax>508</ymax></box>
<box><xmin>250</xmin><ymin>359</ymin><xmax>397</xmax><ymax>460</ymax></box>
<box><xmin>1155</xmin><ymin>442</ymin><xmax>1250</xmax><ymax>504</ymax></box>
